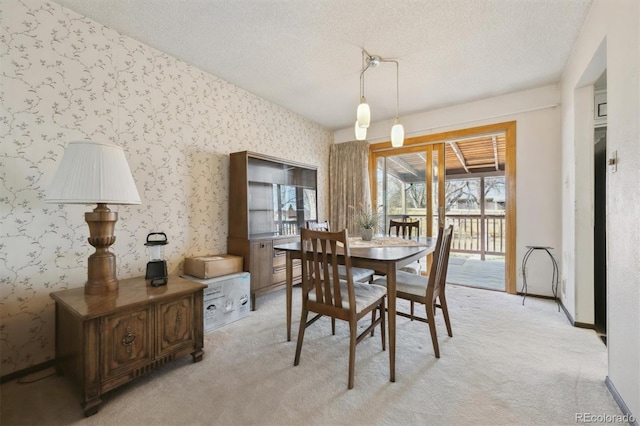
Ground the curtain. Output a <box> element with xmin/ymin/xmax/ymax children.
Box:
<box><xmin>329</xmin><ymin>140</ymin><xmax>371</xmax><ymax>234</ymax></box>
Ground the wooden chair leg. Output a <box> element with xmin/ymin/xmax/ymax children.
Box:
<box><xmin>331</xmin><ymin>318</ymin><xmax>336</xmax><ymax>335</ymax></box>
<box><xmin>380</xmin><ymin>301</ymin><xmax>386</xmax><ymax>351</ymax></box>
<box><xmin>370</xmin><ymin>309</ymin><xmax>377</xmax><ymax>337</ymax></box>
<box><xmin>410</xmin><ymin>300</ymin><xmax>414</xmax><ymax>320</ymax></box>
<box><xmin>348</xmin><ymin>318</ymin><xmax>357</xmax><ymax>389</ymax></box>
<box><xmin>425</xmin><ymin>304</ymin><xmax>440</xmax><ymax>358</ymax></box>
<box><xmin>294</xmin><ymin>308</ymin><xmax>309</xmax><ymax>366</ymax></box>
<box><xmin>439</xmin><ymin>294</ymin><xmax>453</xmax><ymax>337</ymax></box>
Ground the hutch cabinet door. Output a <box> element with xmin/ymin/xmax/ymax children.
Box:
<box><xmin>250</xmin><ymin>240</ymin><xmax>273</xmax><ymax>290</ymax></box>
<box><xmin>101</xmin><ymin>307</ymin><xmax>154</xmax><ymax>379</ymax></box>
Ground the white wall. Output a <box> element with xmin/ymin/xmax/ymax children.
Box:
<box><xmin>336</xmin><ymin>85</ymin><xmax>563</xmax><ymax>297</ymax></box>
<box><xmin>560</xmin><ymin>0</ymin><xmax>640</xmax><ymax>417</ymax></box>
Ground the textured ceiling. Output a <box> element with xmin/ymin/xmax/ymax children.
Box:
<box><xmin>53</xmin><ymin>0</ymin><xmax>592</xmax><ymax>131</ymax></box>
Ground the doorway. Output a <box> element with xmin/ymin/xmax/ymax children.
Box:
<box><xmin>594</xmin><ymin>127</ymin><xmax>607</xmax><ymax>338</ymax></box>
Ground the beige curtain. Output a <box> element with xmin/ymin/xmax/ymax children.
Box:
<box><xmin>329</xmin><ymin>140</ymin><xmax>371</xmax><ymax>234</ymax></box>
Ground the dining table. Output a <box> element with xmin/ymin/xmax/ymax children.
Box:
<box><xmin>274</xmin><ymin>235</ymin><xmax>437</xmax><ymax>383</ymax></box>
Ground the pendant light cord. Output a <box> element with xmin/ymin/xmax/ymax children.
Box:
<box><xmin>360</xmin><ymin>50</ymin><xmax>372</xmax><ymax>98</ymax></box>
<box><xmin>393</xmin><ymin>60</ymin><xmax>399</xmax><ymax>119</ymax></box>
<box><xmin>378</xmin><ymin>57</ymin><xmax>400</xmax><ymax>119</ymax></box>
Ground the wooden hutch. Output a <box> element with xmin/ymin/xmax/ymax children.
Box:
<box><xmin>227</xmin><ymin>151</ymin><xmax>318</xmax><ymax>309</ymax></box>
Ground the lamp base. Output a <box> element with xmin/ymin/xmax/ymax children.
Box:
<box><xmin>85</xmin><ymin>204</ymin><xmax>119</xmax><ymax>295</ymax></box>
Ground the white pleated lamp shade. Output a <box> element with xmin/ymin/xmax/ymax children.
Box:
<box><xmin>354</xmin><ymin>121</ymin><xmax>367</xmax><ymax>140</ymax></box>
<box><xmin>356</xmin><ymin>97</ymin><xmax>370</xmax><ymax>128</ymax></box>
<box><xmin>46</xmin><ymin>140</ymin><xmax>141</xmax><ymax>205</ymax></box>
<box><xmin>391</xmin><ymin>119</ymin><xmax>405</xmax><ymax>147</ymax></box>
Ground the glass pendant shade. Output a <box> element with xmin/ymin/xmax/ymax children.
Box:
<box><xmin>354</xmin><ymin>121</ymin><xmax>367</xmax><ymax>140</ymax></box>
<box><xmin>356</xmin><ymin>97</ymin><xmax>370</xmax><ymax>128</ymax></box>
<box><xmin>391</xmin><ymin>119</ymin><xmax>404</xmax><ymax>147</ymax></box>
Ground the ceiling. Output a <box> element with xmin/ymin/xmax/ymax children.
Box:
<box><xmin>53</xmin><ymin>0</ymin><xmax>592</xmax><ymax>131</ymax></box>
<box><xmin>386</xmin><ymin>134</ymin><xmax>506</xmax><ymax>182</ymax></box>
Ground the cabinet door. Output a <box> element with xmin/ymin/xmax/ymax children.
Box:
<box><xmin>157</xmin><ymin>295</ymin><xmax>194</xmax><ymax>357</ymax></box>
<box><xmin>102</xmin><ymin>307</ymin><xmax>153</xmax><ymax>379</ymax></box>
<box><xmin>250</xmin><ymin>241</ymin><xmax>272</xmax><ymax>291</ymax></box>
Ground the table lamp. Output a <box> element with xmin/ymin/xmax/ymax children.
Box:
<box><xmin>47</xmin><ymin>140</ymin><xmax>141</xmax><ymax>295</ymax></box>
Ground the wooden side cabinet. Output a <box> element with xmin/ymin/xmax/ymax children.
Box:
<box><xmin>50</xmin><ymin>276</ymin><xmax>206</xmax><ymax>417</ymax></box>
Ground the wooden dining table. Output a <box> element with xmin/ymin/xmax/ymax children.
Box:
<box><xmin>274</xmin><ymin>235</ymin><xmax>436</xmax><ymax>383</ymax></box>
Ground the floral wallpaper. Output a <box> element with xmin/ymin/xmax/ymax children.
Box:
<box><xmin>0</xmin><ymin>0</ymin><xmax>332</xmax><ymax>375</ymax></box>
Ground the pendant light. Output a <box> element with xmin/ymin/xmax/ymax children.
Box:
<box><xmin>357</xmin><ymin>98</ymin><xmax>370</xmax><ymax>129</ymax></box>
<box><xmin>353</xmin><ymin>50</ymin><xmax>404</xmax><ymax>146</ymax></box>
<box><xmin>356</xmin><ymin>50</ymin><xmax>371</xmax><ymax>128</ymax></box>
<box><xmin>391</xmin><ymin>119</ymin><xmax>404</xmax><ymax>147</ymax></box>
<box><xmin>390</xmin><ymin>60</ymin><xmax>404</xmax><ymax>147</ymax></box>
<box><xmin>355</xmin><ymin>120</ymin><xmax>367</xmax><ymax>140</ymax></box>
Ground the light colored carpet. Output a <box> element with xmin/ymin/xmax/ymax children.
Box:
<box><xmin>1</xmin><ymin>285</ymin><xmax>621</xmax><ymax>426</ymax></box>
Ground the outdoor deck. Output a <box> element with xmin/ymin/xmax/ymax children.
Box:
<box><xmin>446</xmin><ymin>256</ymin><xmax>505</xmax><ymax>291</ymax></box>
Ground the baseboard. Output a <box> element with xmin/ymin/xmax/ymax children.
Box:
<box><xmin>557</xmin><ymin>299</ymin><xmax>595</xmax><ymax>329</ymax></box>
<box><xmin>605</xmin><ymin>376</ymin><xmax>638</xmax><ymax>425</ymax></box>
<box><xmin>516</xmin><ymin>292</ymin><xmax>557</xmax><ymax>301</ymax></box>
<box><xmin>573</xmin><ymin>321</ymin><xmax>595</xmax><ymax>329</ymax></box>
<box><xmin>0</xmin><ymin>359</ymin><xmax>55</xmax><ymax>384</ymax></box>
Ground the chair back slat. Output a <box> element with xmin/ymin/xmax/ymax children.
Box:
<box><xmin>388</xmin><ymin>219</ymin><xmax>420</xmax><ymax>238</ymax></box>
<box><xmin>427</xmin><ymin>225</ymin><xmax>454</xmax><ymax>302</ymax></box>
<box><xmin>300</xmin><ymin>228</ymin><xmax>355</xmax><ymax>312</ymax></box>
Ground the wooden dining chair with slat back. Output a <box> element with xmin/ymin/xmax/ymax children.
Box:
<box><xmin>373</xmin><ymin>225</ymin><xmax>454</xmax><ymax>358</ymax></box>
<box><xmin>305</xmin><ymin>221</ymin><xmax>376</xmax><ymax>335</ymax></box>
<box><xmin>294</xmin><ymin>228</ymin><xmax>387</xmax><ymax>389</ymax></box>
<box><xmin>388</xmin><ymin>219</ymin><xmax>420</xmax><ymax>238</ymax></box>
<box><xmin>388</xmin><ymin>219</ymin><xmax>422</xmax><ymax>275</ymax></box>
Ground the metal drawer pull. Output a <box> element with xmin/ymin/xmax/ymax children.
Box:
<box><xmin>122</xmin><ymin>327</ymin><xmax>136</xmax><ymax>354</ymax></box>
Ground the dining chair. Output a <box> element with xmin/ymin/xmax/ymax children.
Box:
<box><xmin>373</xmin><ymin>225</ymin><xmax>454</xmax><ymax>358</ymax></box>
<box><xmin>388</xmin><ymin>219</ymin><xmax>422</xmax><ymax>275</ymax></box>
<box><xmin>388</xmin><ymin>219</ymin><xmax>420</xmax><ymax>238</ymax></box>
<box><xmin>294</xmin><ymin>228</ymin><xmax>387</xmax><ymax>389</ymax></box>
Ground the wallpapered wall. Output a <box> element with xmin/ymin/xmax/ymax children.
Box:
<box><xmin>0</xmin><ymin>0</ymin><xmax>332</xmax><ymax>375</ymax></box>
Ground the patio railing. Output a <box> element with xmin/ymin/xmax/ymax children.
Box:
<box><xmin>447</xmin><ymin>214</ymin><xmax>505</xmax><ymax>259</ymax></box>
<box><xmin>387</xmin><ymin>213</ymin><xmax>506</xmax><ymax>260</ymax></box>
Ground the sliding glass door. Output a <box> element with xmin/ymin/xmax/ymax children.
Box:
<box><xmin>367</xmin><ymin>121</ymin><xmax>516</xmax><ymax>293</ymax></box>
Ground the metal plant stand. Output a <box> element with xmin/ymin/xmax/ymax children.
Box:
<box><xmin>521</xmin><ymin>246</ymin><xmax>560</xmax><ymax>311</ymax></box>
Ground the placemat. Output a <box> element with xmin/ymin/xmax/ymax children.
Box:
<box><xmin>348</xmin><ymin>236</ymin><xmax>426</xmax><ymax>248</ymax></box>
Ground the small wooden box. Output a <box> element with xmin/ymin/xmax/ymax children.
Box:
<box><xmin>184</xmin><ymin>254</ymin><xmax>243</xmax><ymax>279</ymax></box>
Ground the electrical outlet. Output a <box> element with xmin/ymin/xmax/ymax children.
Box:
<box><xmin>562</xmin><ymin>278</ymin><xmax>567</xmax><ymax>294</ymax></box>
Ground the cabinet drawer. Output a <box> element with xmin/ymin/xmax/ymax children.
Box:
<box><xmin>273</xmin><ymin>238</ymin><xmax>297</xmax><ymax>263</ymax></box>
<box><xmin>273</xmin><ymin>250</ymin><xmax>287</xmax><ymax>267</ymax></box>
<box><xmin>273</xmin><ymin>265</ymin><xmax>302</xmax><ymax>285</ymax></box>
<box><xmin>102</xmin><ymin>307</ymin><xmax>154</xmax><ymax>379</ymax></box>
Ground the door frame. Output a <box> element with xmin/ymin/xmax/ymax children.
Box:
<box><xmin>368</xmin><ymin>121</ymin><xmax>517</xmax><ymax>293</ymax></box>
